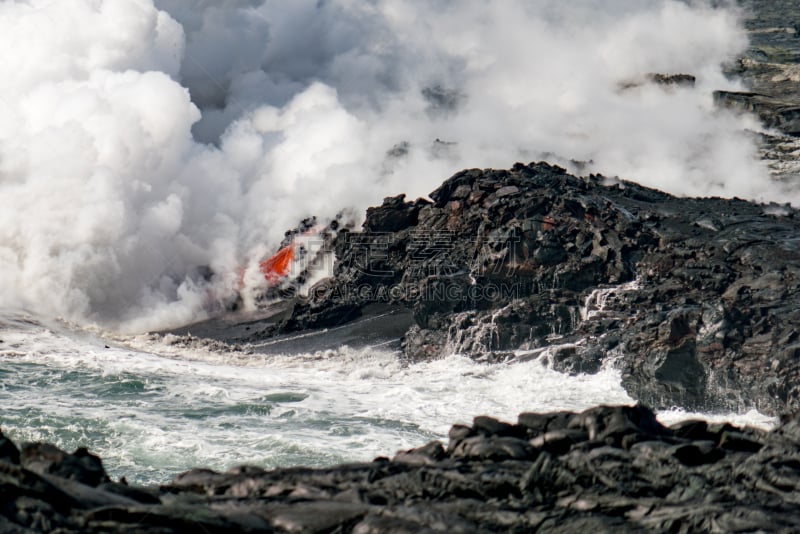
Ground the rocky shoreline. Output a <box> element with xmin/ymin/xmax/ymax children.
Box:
<box><xmin>4</xmin><ymin>404</ymin><xmax>800</xmax><ymax>532</ymax></box>
<box><xmin>246</xmin><ymin>161</ymin><xmax>800</xmax><ymax>416</ymax></box>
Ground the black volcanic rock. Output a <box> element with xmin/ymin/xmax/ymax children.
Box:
<box><xmin>21</xmin><ymin>443</ymin><xmax>109</xmax><ymax>487</ymax></box>
<box><xmin>261</xmin><ymin>161</ymin><xmax>800</xmax><ymax>415</ymax></box>
<box><xmin>363</xmin><ymin>194</ymin><xmax>429</xmax><ymax>232</ymax></box>
<box><xmin>0</xmin><ymin>430</ymin><xmax>20</xmax><ymax>464</ymax></box>
<box><xmin>714</xmin><ymin>90</ymin><xmax>800</xmax><ymax>135</ymax></box>
<box><xmin>4</xmin><ymin>405</ymin><xmax>800</xmax><ymax>532</ymax></box>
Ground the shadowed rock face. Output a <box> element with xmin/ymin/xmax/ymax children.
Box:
<box><xmin>4</xmin><ymin>405</ymin><xmax>800</xmax><ymax>532</ymax></box>
<box><xmin>260</xmin><ymin>161</ymin><xmax>800</xmax><ymax>415</ymax></box>
<box><xmin>715</xmin><ymin>90</ymin><xmax>800</xmax><ymax>136</ymax></box>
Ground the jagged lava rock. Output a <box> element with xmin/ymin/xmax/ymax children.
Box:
<box><xmin>265</xmin><ymin>162</ymin><xmax>800</xmax><ymax>414</ymax></box>
<box><xmin>4</xmin><ymin>406</ymin><xmax>800</xmax><ymax>532</ymax></box>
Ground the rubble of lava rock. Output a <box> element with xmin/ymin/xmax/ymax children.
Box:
<box><xmin>3</xmin><ymin>404</ymin><xmax>800</xmax><ymax>532</ymax></box>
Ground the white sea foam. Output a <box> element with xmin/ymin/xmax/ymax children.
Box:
<box><xmin>0</xmin><ymin>0</ymin><xmax>788</xmax><ymax>331</ymax></box>
<box><xmin>657</xmin><ymin>408</ymin><xmax>775</xmax><ymax>431</ymax></box>
<box><xmin>0</xmin><ymin>313</ymin><xmax>777</xmax><ymax>484</ymax></box>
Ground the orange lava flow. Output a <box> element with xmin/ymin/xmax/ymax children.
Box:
<box><xmin>259</xmin><ymin>244</ymin><xmax>294</xmax><ymax>283</ymax></box>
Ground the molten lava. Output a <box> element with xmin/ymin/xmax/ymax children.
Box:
<box><xmin>259</xmin><ymin>244</ymin><xmax>294</xmax><ymax>284</ymax></box>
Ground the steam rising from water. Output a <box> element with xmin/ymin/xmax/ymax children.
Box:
<box><xmin>0</xmin><ymin>0</ymin><xmax>783</xmax><ymax>330</ymax></box>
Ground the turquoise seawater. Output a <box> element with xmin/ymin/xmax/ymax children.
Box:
<box><xmin>0</xmin><ymin>310</ymin><xmax>774</xmax><ymax>486</ymax></box>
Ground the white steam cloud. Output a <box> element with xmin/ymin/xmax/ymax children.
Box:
<box><xmin>0</xmin><ymin>0</ymin><xmax>784</xmax><ymax>331</ymax></box>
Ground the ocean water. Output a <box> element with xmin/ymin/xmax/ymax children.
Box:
<box><xmin>0</xmin><ymin>310</ymin><xmax>774</xmax><ymax>486</ymax></box>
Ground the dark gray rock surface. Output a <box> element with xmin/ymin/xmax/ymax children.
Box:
<box><xmin>257</xmin><ymin>161</ymin><xmax>800</xmax><ymax>415</ymax></box>
<box><xmin>3</xmin><ymin>405</ymin><xmax>800</xmax><ymax>532</ymax></box>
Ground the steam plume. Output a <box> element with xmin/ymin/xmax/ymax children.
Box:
<box><xmin>0</xmin><ymin>0</ymin><xmax>781</xmax><ymax>331</ymax></box>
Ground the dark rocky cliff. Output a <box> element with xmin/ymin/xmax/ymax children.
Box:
<box><xmin>261</xmin><ymin>162</ymin><xmax>800</xmax><ymax>415</ymax></box>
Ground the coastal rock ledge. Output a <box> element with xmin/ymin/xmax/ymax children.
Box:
<box><xmin>3</xmin><ymin>405</ymin><xmax>800</xmax><ymax>532</ymax></box>
<box><xmin>257</xmin><ymin>162</ymin><xmax>800</xmax><ymax>415</ymax></box>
